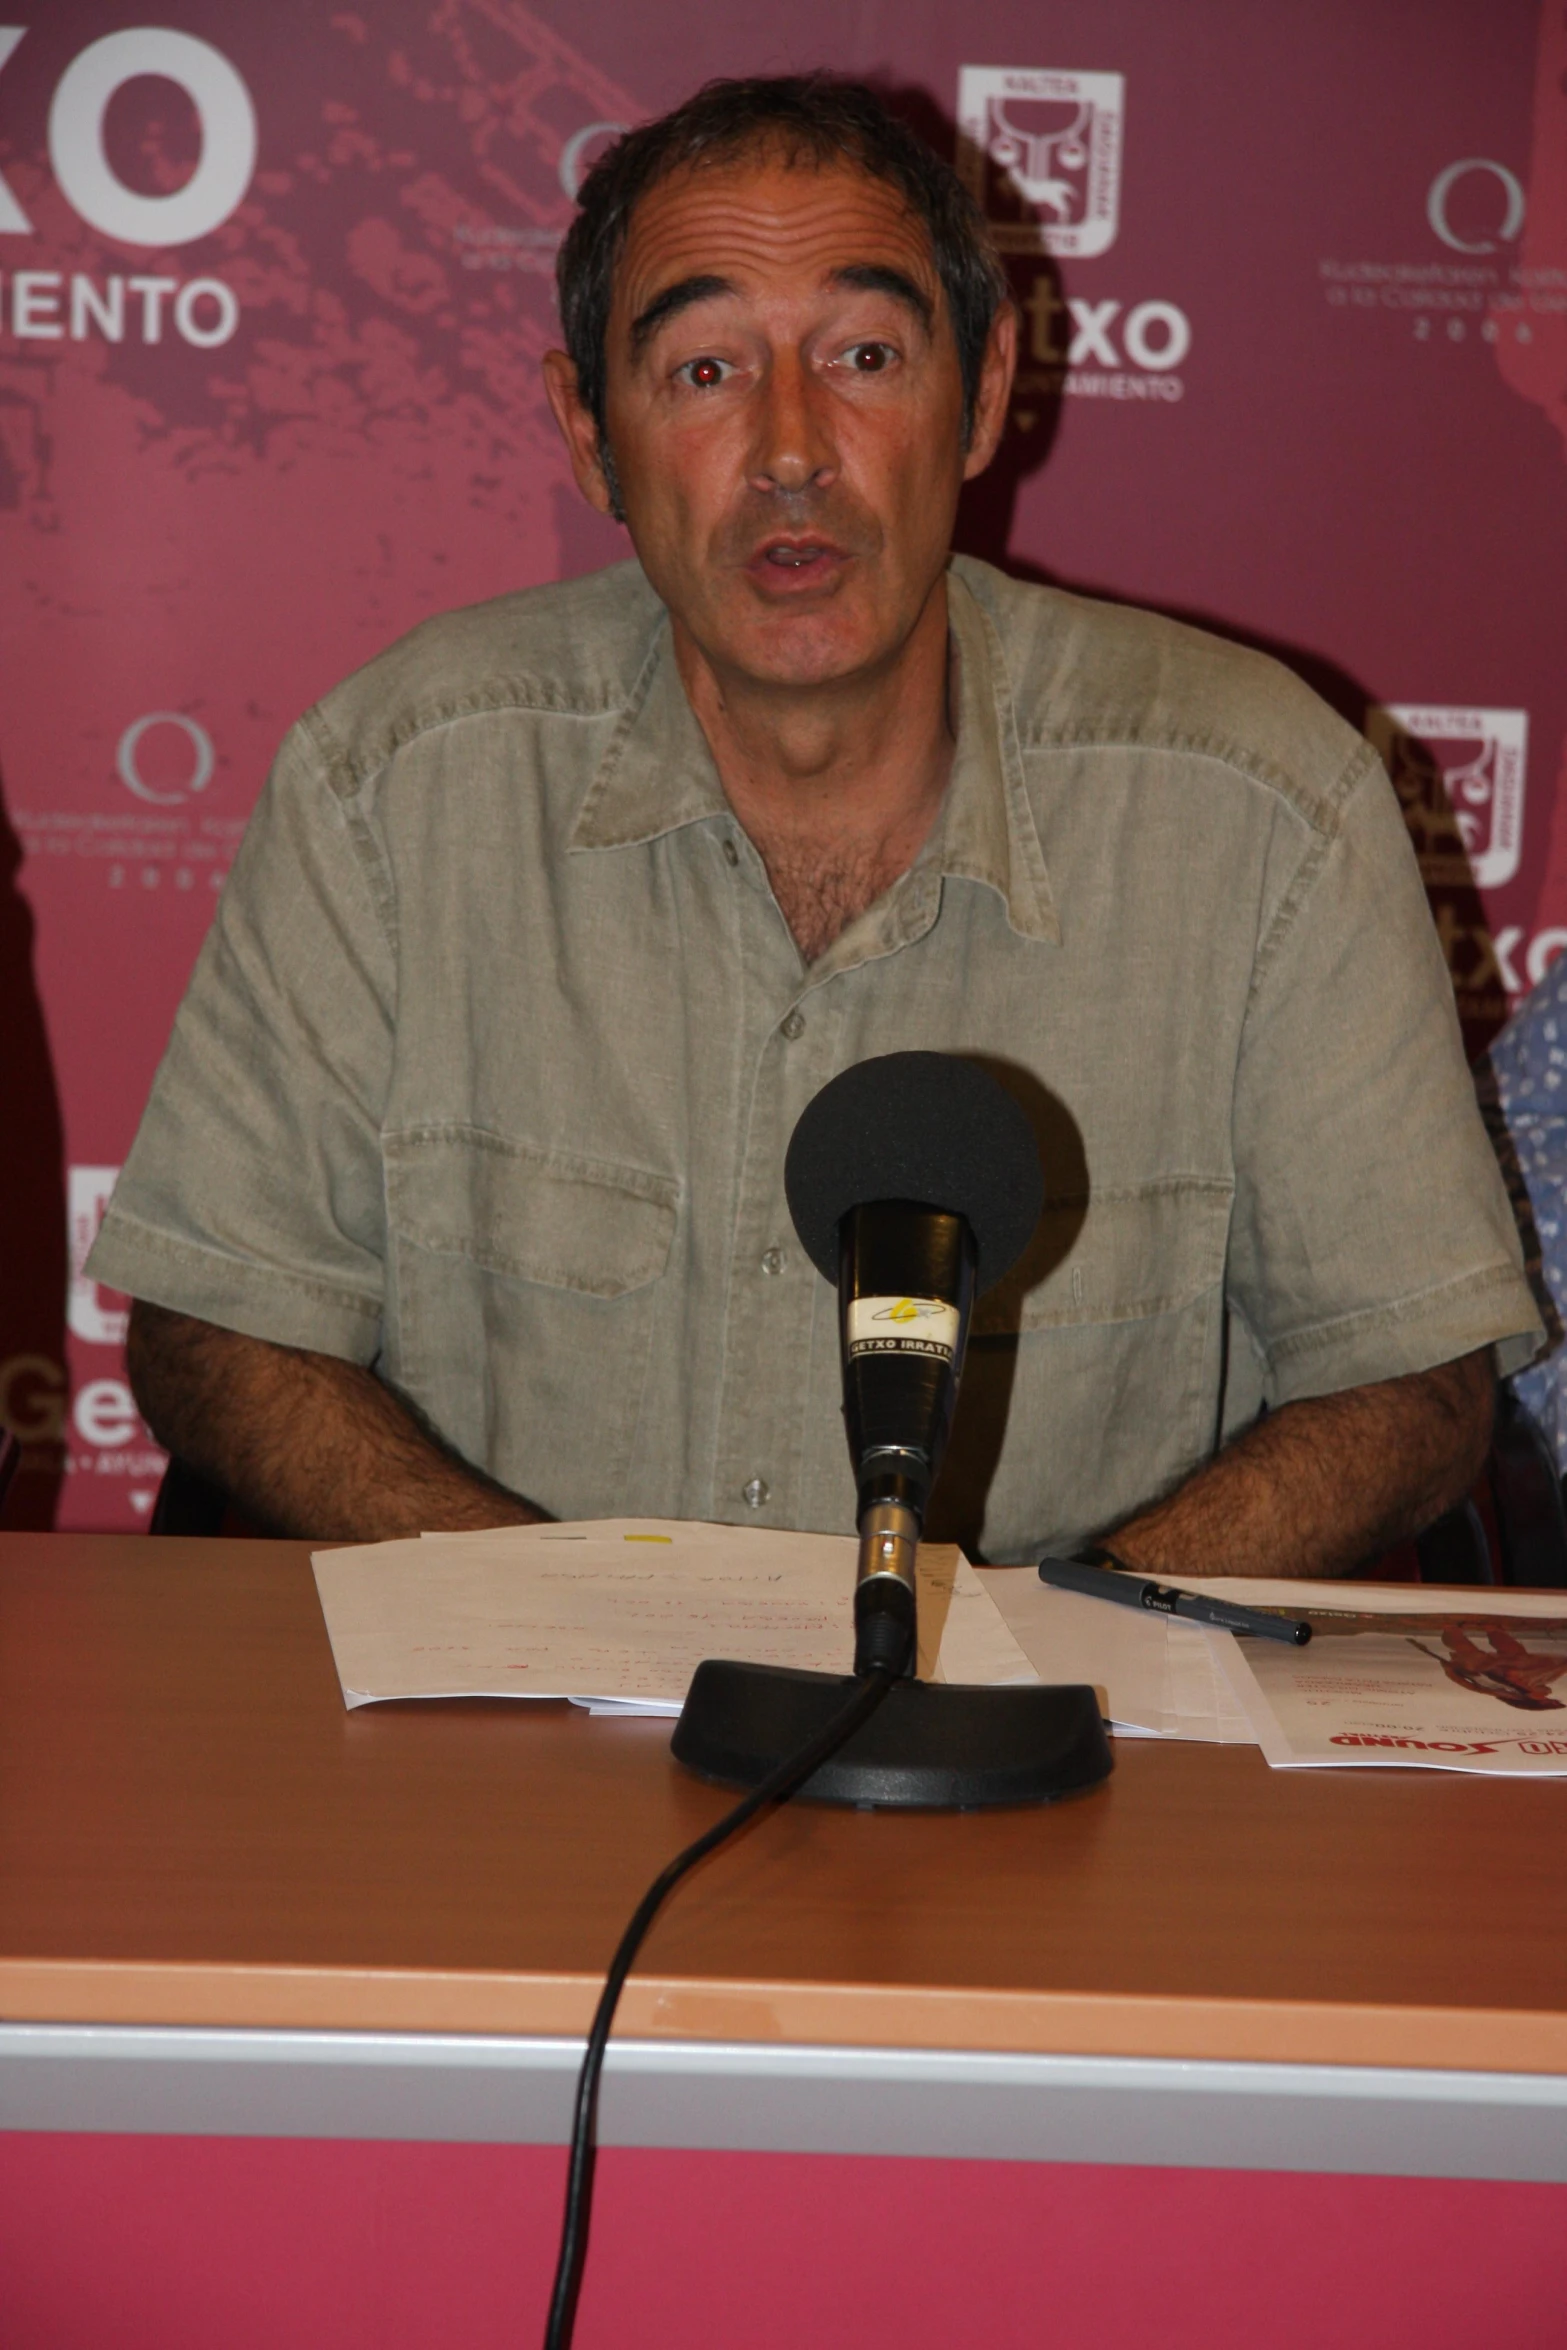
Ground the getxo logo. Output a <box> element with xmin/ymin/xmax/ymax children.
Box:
<box><xmin>116</xmin><ymin>712</ymin><xmax>215</xmax><ymax>807</ymax></box>
<box><xmin>1426</xmin><ymin>159</ymin><xmax>1526</xmax><ymax>256</ymax></box>
<box><xmin>957</xmin><ymin>67</ymin><xmax>1125</xmax><ymax>259</ymax></box>
<box><xmin>0</xmin><ymin>25</ymin><xmax>257</xmax><ymax>246</ymax></box>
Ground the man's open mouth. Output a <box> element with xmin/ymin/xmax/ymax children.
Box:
<box><xmin>749</xmin><ymin>537</ymin><xmax>847</xmax><ymax>582</ymax></box>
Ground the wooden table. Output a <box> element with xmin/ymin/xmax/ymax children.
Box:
<box><xmin>0</xmin><ymin>1532</ymin><xmax>1563</xmax><ymax>2350</ymax></box>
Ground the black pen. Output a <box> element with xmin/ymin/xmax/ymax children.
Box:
<box><xmin>1037</xmin><ymin>1552</ymin><xmax>1312</xmax><ymax>1646</ymax></box>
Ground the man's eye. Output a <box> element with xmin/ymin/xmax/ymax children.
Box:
<box><xmin>845</xmin><ymin>342</ymin><xmax>895</xmax><ymax>374</ymax></box>
<box><xmin>678</xmin><ymin>357</ymin><xmax>730</xmax><ymax>389</ymax></box>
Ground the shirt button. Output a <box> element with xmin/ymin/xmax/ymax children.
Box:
<box><xmin>780</xmin><ymin>1008</ymin><xmax>806</xmax><ymax>1041</ymax></box>
<box><xmin>742</xmin><ymin>1476</ymin><xmax>770</xmax><ymax>1510</ymax></box>
<box><xmin>760</xmin><ymin>1247</ymin><xmax>783</xmax><ymax>1276</ymax></box>
<box><xmin>722</xmin><ymin>837</ymin><xmax>740</xmax><ymax>867</ymax></box>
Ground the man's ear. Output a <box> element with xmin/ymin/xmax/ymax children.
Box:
<box><xmin>961</xmin><ymin>302</ymin><xmax>1019</xmax><ymax>483</ymax></box>
<box><xmin>542</xmin><ymin>350</ymin><xmax>617</xmax><ymax>516</ymax></box>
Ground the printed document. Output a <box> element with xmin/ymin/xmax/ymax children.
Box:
<box><xmin>311</xmin><ymin>1518</ymin><xmax>1036</xmax><ymax>1713</ymax></box>
<box><xmin>1178</xmin><ymin>1578</ymin><xmax>1567</xmax><ymax>1774</ymax></box>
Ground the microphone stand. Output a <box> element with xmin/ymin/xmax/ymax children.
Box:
<box><xmin>676</xmin><ymin>1310</ymin><xmax>1110</xmax><ymax>1810</ymax></box>
<box><xmin>675</xmin><ymin>1074</ymin><xmax>1113</xmax><ymax>1811</ymax></box>
<box><xmin>854</xmin><ymin>1496</ymin><xmax>922</xmax><ymax>1675</ymax></box>
<box><xmin>672</xmin><ymin>1594</ymin><xmax>1110</xmax><ymax>1808</ymax></box>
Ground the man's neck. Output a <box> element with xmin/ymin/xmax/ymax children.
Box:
<box><xmin>672</xmin><ymin>580</ymin><xmax>956</xmax><ymax>967</ymax></box>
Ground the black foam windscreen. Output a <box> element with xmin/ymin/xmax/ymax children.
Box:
<box><xmin>784</xmin><ymin>1052</ymin><xmax>1044</xmax><ymax>1297</ymax></box>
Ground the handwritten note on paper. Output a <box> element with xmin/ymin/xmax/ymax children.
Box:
<box><xmin>310</xmin><ymin>1518</ymin><xmax>1037</xmax><ymax>1713</ymax></box>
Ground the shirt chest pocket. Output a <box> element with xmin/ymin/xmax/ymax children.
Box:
<box><xmin>973</xmin><ymin>1178</ymin><xmax>1235</xmax><ymax>1336</ymax></box>
<box><xmin>383</xmin><ymin>1126</ymin><xmax>680</xmax><ymax>1515</ymax></box>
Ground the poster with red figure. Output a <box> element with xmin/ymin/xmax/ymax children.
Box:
<box><xmin>1213</xmin><ymin>1582</ymin><xmax>1567</xmax><ymax>1771</ymax></box>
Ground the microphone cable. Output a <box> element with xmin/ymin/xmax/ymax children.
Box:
<box><xmin>541</xmin><ymin>1661</ymin><xmax>900</xmax><ymax>2350</ymax></box>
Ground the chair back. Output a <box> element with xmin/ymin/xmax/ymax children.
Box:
<box><xmin>148</xmin><ymin>1456</ymin><xmax>232</xmax><ymax>1538</ymax></box>
<box><xmin>1413</xmin><ymin>1391</ymin><xmax>1567</xmax><ymax>1589</ymax></box>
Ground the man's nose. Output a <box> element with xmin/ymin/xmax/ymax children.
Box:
<box><xmin>746</xmin><ymin>353</ymin><xmax>837</xmax><ymax>494</ymax></box>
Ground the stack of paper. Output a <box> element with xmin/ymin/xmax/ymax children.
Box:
<box><xmin>311</xmin><ymin>1518</ymin><xmax>1037</xmax><ymax>1715</ymax></box>
<box><xmin>975</xmin><ymin>1567</ymin><xmax>1255</xmax><ymax>1744</ymax></box>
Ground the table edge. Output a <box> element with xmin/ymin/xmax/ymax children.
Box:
<box><xmin>0</xmin><ymin>1961</ymin><xmax>1562</xmax><ymax>2074</ymax></box>
<box><xmin>5</xmin><ymin>2026</ymin><xmax>1567</xmax><ymax>2174</ymax></box>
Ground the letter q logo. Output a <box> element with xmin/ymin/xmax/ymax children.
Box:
<box><xmin>117</xmin><ymin>712</ymin><xmax>215</xmax><ymax>805</ymax></box>
<box><xmin>1426</xmin><ymin>158</ymin><xmax>1525</xmax><ymax>255</ymax></box>
<box><xmin>0</xmin><ymin>26</ymin><xmax>258</xmax><ymax>245</ymax></box>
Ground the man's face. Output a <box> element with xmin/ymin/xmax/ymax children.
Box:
<box><xmin>546</xmin><ymin>150</ymin><xmax>1013</xmax><ymax>692</ymax></box>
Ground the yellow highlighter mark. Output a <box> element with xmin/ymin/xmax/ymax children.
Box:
<box><xmin>624</xmin><ymin>1534</ymin><xmax>673</xmax><ymax>1543</ymax></box>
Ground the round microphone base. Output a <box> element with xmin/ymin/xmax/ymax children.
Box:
<box><xmin>672</xmin><ymin>1660</ymin><xmax>1112</xmax><ymax>1809</ymax></box>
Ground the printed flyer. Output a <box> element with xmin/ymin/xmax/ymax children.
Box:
<box><xmin>1198</xmin><ymin>1581</ymin><xmax>1567</xmax><ymax>1775</ymax></box>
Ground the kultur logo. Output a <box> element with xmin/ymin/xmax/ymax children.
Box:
<box><xmin>1426</xmin><ymin>160</ymin><xmax>1526</xmax><ymax>256</ymax></box>
<box><xmin>116</xmin><ymin>712</ymin><xmax>215</xmax><ymax>806</ymax></box>
<box><xmin>957</xmin><ymin>68</ymin><xmax>1124</xmax><ymax>257</ymax></box>
<box><xmin>1367</xmin><ymin>706</ymin><xmax>1528</xmax><ymax>893</ymax></box>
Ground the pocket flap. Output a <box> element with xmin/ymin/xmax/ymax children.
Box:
<box><xmin>975</xmin><ymin>1178</ymin><xmax>1232</xmax><ymax>1333</ymax></box>
<box><xmin>386</xmin><ymin>1126</ymin><xmax>679</xmax><ymax>1298</ymax></box>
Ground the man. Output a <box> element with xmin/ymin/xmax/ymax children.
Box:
<box><xmin>92</xmin><ymin>77</ymin><xmax>1538</xmax><ymax>1570</ymax></box>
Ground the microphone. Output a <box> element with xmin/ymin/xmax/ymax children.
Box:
<box><xmin>784</xmin><ymin>1053</ymin><xmax>1043</xmax><ymax>1677</ymax></box>
<box><xmin>671</xmin><ymin>1050</ymin><xmax>1109</xmax><ymax>1812</ymax></box>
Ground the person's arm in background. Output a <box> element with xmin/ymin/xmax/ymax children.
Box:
<box><xmin>129</xmin><ymin>1301</ymin><xmax>543</xmax><ymax>1541</ymax></box>
<box><xmin>1104</xmin><ymin>1348</ymin><xmax>1492</xmax><ymax>1578</ymax></box>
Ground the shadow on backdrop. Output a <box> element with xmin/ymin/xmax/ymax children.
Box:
<box><xmin>887</xmin><ymin>80</ymin><xmax>1069</xmax><ymax>556</ymax></box>
<box><xmin>0</xmin><ymin>767</ymin><xmax>66</xmax><ymax>1528</ymax></box>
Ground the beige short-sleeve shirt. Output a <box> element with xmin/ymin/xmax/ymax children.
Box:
<box><xmin>90</xmin><ymin>557</ymin><xmax>1540</xmax><ymax>1560</ymax></box>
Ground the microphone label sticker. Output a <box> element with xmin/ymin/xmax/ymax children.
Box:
<box><xmin>847</xmin><ymin>1297</ymin><xmax>960</xmax><ymax>1363</ymax></box>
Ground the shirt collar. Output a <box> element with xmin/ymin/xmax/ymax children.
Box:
<box><xmin>570</xmin><ymin>566</ymin><xmax>1059</xmax><ymax>947</ymax></box>
<box><xmin>924</xmin><ymin>568</ymin><xmax>1059</xmax><ymax>944</ymax></box>
<box><xmin>569</xmin><ymin>613</ymin><xmax>729</xmax><ymax>849</ymax></box>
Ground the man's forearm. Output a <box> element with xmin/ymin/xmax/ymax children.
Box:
<box><xmin>1105</xmin><ymin>1351</ymin><xmax>1494</xmax><ymax>1579</ymax></box>
<box><xmin>127</xmin><ymin>1301</ymin><xmax>544</xmax><ymax>1541</ymax></box>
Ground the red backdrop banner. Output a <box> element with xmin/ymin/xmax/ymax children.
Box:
<box><xmin>1</xmin><ymin>2</ymin><xmax>1561</xmax><ymax>1527</ymax></box>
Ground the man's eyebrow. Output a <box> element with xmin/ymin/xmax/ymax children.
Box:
<box><xmin>629</xmin><ymin>274</ymin><xmax>735</xmax><ymax>355</ymax></box>
<box><xmin>829</xmin><ymin>263</ymin><xmax>934</xmax><ymax>331</ymax></box>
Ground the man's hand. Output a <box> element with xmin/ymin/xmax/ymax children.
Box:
<box><xmin>1106</xmin><ymin>1351</ymin><xmax>1494</xmax><ymax>1579</ymax></box>
<box><xmin>127</xmin><ymin>1301</ymin><xmax>544</xmax><ymax>1542</ymax></box>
